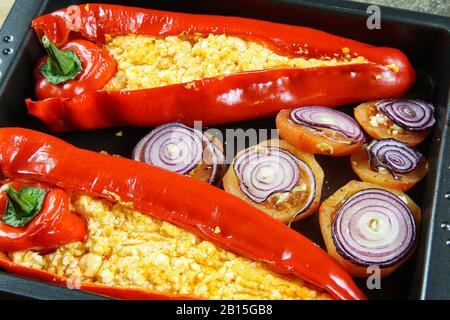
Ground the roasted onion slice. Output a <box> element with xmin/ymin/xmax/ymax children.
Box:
<box><xmin>332</xmin><ymin>188</ymin><xmax>416</xmax><ymax>267</ymax></box>
<box><xmin>277</xmin><ymin>107</ymin><xmax>364</xmax><ymax>156</ymax></box>
<box><xmin>368</xmin><ymin>139</ymin><xmax>422</xmax><ymax>176</ymax></box>
<box><xmin>234</xmin><ymin>146</ymin><xmax>303</xmax><ymax>203</ymax></box>
<box><xmin>290</xmin><ymin>107</ymin><xmax>364</xmax><ymax>143</ymax></box>
<box><xmin>354</xmin><ymin>101</ymin><xmax>433</xmax><ymax>146</ymax></box>
<box><xmin>133</xmin><ymin>122</ymin><xmax>225</xmax><ymax>184</ymax></box>
<box><xmin>223</xmin><ymin>140</ymin><xmax>323</xmax><ymax>223</ymax></box>
<box><xmin>319</xmin><ymin>180</ymin><xmax>421</xmax><ymax>278</ymax></box>
<box><xmin>350</xmin><ymin>140</ymin><xmax>428</xmax><ymax>191</ymax></box>
<box><xmin>375</xmin><ymin>99</ymin><xmax>435</xmax><ymax>131</ymax></box>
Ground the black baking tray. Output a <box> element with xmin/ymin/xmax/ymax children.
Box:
<box><xmin>0</xmin><ymin>0</ymin><xmax>448</xmax><ymax>300</ymax></box>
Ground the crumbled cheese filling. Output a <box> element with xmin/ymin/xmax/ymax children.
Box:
<box><xmin>274</xmin><ymin>192</ymin><xmax>291</xmax><ymax>205</ymax></box>
<box><xmin>369</xmin><ymin>112</ymin><xmax>404</xmax><ymax>135</ymax></box>
<box><xmin>271</xmin><ymin>183</ymin><xmax>308</xmax><ymax>206</ymax></box>
<box><xmin>389</xmin><ymin>123</ymin><xmax>404</xmax><ymax>135</ymax></box>
<box><xmin>9</xmin><ymin>194</ymin><xmax>329</xmax><ymax>300</ymax></box>
<box><xmin>377</xmin><ymin>166</ymin><xmax>388</xmax><ymax>173</ymax></box>
<box><xmin>369</xmin><ymin>113</ymin><xmax>389</xmax><ymax>127</ymax></box>
<box><xmin>102</xmin><ymin>34</ymin><xmax>368</xmax><ymax>91</ymax></box>
<box><xmin>316</xmin><ymin>143</ymin><xmax>334</xmax><ymax>154</ymax></box>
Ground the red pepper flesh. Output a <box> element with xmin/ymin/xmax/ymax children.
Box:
<box><xmin>0</xmin><ymin>181</ymin><xmax>86</xmax><ymax>252</ymax></box>
<box><xmin>0</xmin><ymin>127</ymin><xmax>366</xmax><ymax>300</ymax></box>
<box><xmin>26</xmin><ymin>4</ymin><xmax>415</xmax><ymax>132</ymax></box>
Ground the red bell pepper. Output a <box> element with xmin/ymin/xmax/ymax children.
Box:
<box><xmin>26</xmin><ymin>4</ymin><xmax>415</xmax><ymax>132</ymax></box>
<box><xmin>0</xmin><ymin>181</ymin><xmax>86</xmax><ymax>252</ymax></box>
<box><xmin>34</xmin><ymin>38</ymin><xmax>117</xmax><ymax>100</ymax></box>
<box><xmin>0</xmin><ymin>127</ymin><xmax>366</xmax><ymax>300</ymax></box>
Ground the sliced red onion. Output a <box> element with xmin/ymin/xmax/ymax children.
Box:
<box><xmin>368</xmin><ymin>139</ymin><xmax>422</xmax><ymax>177</ymax></box>
<box><xmin>201</xmin><ymin>135</ymin><xmax>224</xmax><ymax>185</ymax></box>
<box><xmin>290</xmin><ymin>106</ymin><xmax>364</xmax><ymax>143</ymax></box>
<box><xmin>133</xmin><ymin>122</ymin><xmax>222</xmax><ymax>184</ymax></box>
<box><xmin>233</xmin><ymin>146</ymin><xmax>315</xmax><ymax>215</ymax></box>
<box><xmin>375</xmin><ymin>99</ymin><xmax>435</xmax><ymax>131</ymax></box>
<box><xmin>332</xmin><ymin>188</ymin><xmax>416</xmax><ymax>267</ymax></box>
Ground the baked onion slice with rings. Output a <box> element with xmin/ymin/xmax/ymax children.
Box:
<box><xmin>133</xmin><ymin>122</ymin><xmax>226</xmax><ymax>184</ymax></box>
<box><xmin>223</xmin><ymin>139</ymin><xmax>323</xmax><ymax>223</ymax></box>
<box><xmin>351</xmin><ymin>139</ymin><xmax>428</xmax><ymax>191</ymax></box>
<box><xmin>319</xmin><ymin>180</ymin><xmax>420</xmax><ymax>278</ymax></box>
<box><xmin>276</xmin><ymin>107</ymin><xmax>364</xmax><ymax>156</ymax></box>
<box><xmin>354</xmin><ymin>99</ymin><xmax>435</xmax><ymax>146</ymax></box>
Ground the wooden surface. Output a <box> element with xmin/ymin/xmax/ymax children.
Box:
<box><xmin>0</xmin><ymin>0</ymin><xmax>15</xmax><ymax>28</ymax></box>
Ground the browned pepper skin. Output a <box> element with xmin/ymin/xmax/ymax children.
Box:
<box><xmin>26</xmin><ymin>4</ymin><xmax>415</xmax><ymax>132</ymax></box>
<box><xmin>0</xmin><ymin>128</ymin><xmax>366</xmax><ymax>300</ymax></box>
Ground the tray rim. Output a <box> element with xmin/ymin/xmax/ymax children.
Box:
<box><xmin>0</xmin><ymin>0</ymin><xmax>448</xmax><ymax>300</ymax></box>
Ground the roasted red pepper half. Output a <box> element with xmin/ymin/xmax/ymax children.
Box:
<box><xmin>26</xmin><ymin>4</ymin><xmax>414</xmax><ymax>132</ymax></box>
<box><xmin>0</xmin><ymin>127</ymin><xmax>366</xmax><ymax>300</ymax></box>
<box><xmin>0</xmin><ymin>181</ymin><xmax>86</xmax><ymax>252</ymax></box>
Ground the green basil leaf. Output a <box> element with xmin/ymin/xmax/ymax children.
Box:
<box><xmin>20</xmin><ymin>187</ymin><xmax>48</xmax><ymax>215</ymax></box>
<box><xmin>40</xmin><ymin>50</ymin><xmax>82</xmax><ymax>85</ymax></box>
<box><xmin>2</xmin><ymin>186</ymin><xmax>48</xmax><ymax>227</ymax></box>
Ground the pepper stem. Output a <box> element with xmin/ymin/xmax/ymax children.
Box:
<box><xmin>42</xmin><ymin>35</ymin><xmax>77</xmax><ymax>76</ymax></box>
<box><xmin>3</xmin><ymin>185</ymin><xmax>36</xmax><ymax>216</ymax></box>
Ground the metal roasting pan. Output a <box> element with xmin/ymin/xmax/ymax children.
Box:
<box><xmin>0</xmin><ymin>0</ymin><xmax>448</xmax><ymax>300</ymax></box>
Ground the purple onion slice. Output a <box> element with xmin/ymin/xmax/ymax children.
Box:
<box><xmin>201</xmin><ymin>135</ymin><xmax>224</xmax><ymax>185</ymax></box>
<box><xmin>375</xmin><ymin>99</ymin><xmax>435</xmax><ymax>131</ymax></box>
<box><xmin>133</xmin><ymin>122</ymin><xmax>223</xmax><ymax>184</ymax></box>
<box><xmin>332</xmin><ymin>188</ymin><xmax>416</xmax><ymax>267</ymax></box>
<box><xmin>368</xmin><ymin>139</ymin><xmax>422</xmax><ymax>177</ymax></box>
<box><xmin>233</xmin><ymin>146</ymin><xmax>316</xmax><ymax>216</ymax></box>
<box><xmin>289</xmin><ymin>106</ymin><xmax>364</xmax><ymax>143</ymax></box>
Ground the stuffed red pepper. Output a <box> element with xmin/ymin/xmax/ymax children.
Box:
<box><xmin>26</xmin><ymin>4</ymin><xmax>414</xmax><ymax>132</ymax></box>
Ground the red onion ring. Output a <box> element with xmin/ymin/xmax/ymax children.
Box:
<box><xmin>290</xmin><ymin>106</ymin><xmax>364</xmax><ymax>143</ymax></box>
<box><xmin>233</xmin><ymin>146</ymin><xmax>315</xmax><ymax>216</ymax></box>
<box><xmin>368</xmin><ymin>139</ymin><xmax>422</xmax><ymax>177</ymax></box>
<box><xmin>375</xmin><ymin>99</ymin><xmax>435</xmax><ymax>131</ymax></box>
<box><xmin>202</xmin><ymin>135</ymin><xmax>225</xmax><ymax>185</ymax></box>
<box><xmin>133</xmin><ymin>122</ymin><xmax>222</xmax><ymax>184</ymax></box>
<box><xmin>332</xmin><ymin>188</ymin><xmax>416</xmax><ymax>267</ymax></box>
